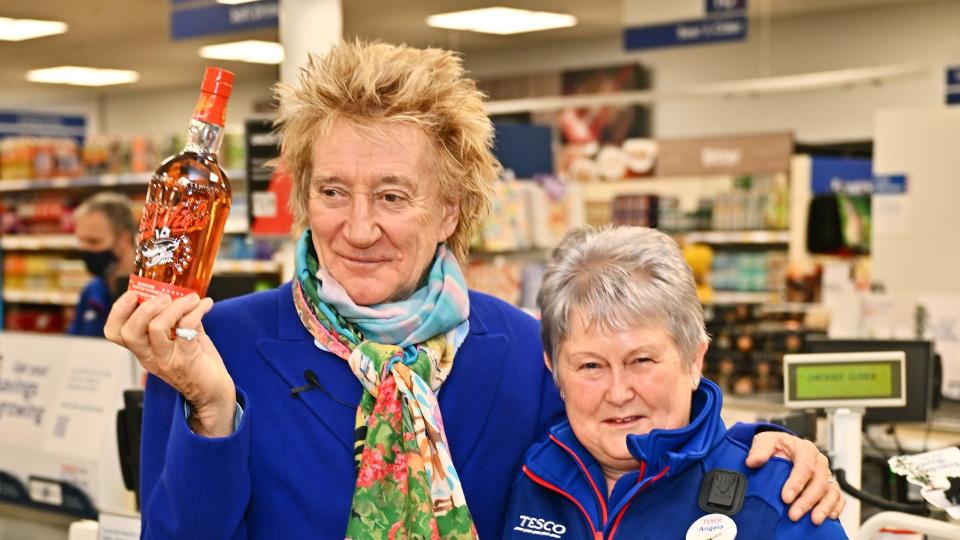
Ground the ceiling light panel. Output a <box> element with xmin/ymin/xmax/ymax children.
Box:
<box><xmin>199</xmin><ymin>40</ymin><xmax>284</xmax><ymax>64</ymax></box>
<box><xmin>0</xmin><ymin>17</ymin><xmax>67</xmax><ymax>41</ymax></box>
<box><xmin>26</xmin><ymin>66</ymin><xmax>140</xmax><ymax>87</ymax></box>
<box><xmin>426</xmin><ymin>7</ymin><xmax>577</xmax><ymax>35</ymax></box>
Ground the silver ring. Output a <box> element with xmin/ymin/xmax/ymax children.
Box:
<box><xmin>175</xmin><ymin>327</ymin><xmax>198</xmax><ymax>341</ymax></box>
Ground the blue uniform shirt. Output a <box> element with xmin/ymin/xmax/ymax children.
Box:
<box><xmin>68</xmin><ymin>277</ymin><xmax>112</xmax><ymax>337</ymax></box>
<box><xmin>503</xmin><ymin>378</ymin><xmax>848</xmax><ymax>539</ymax></box>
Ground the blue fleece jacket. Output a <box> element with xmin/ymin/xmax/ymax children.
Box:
<box><xmin>503</xmin><ymin>378</ymin><xmax>848</xmax><ymax>539</ymax></box>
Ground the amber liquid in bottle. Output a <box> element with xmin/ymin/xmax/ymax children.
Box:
<box><xmin>130</xmin><ymin>68</ymin><xmax>234</xmax><ymax>301</ymax></box>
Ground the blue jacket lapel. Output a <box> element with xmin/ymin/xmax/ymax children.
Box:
<box><xmin>254</xmin><ymin>282</ymin><xmax>360</xmax><ymax>454</ymax></box>
<box><xmin>438</xmin><ymin>302</ymin><xmax>509</xmax><ymax>470</ymax></box>
<box><xmin>255</xmin><ymin>339</ymin><xmax>361</xmax><ymax>454</ymax></box>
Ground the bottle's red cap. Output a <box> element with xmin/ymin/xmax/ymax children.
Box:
<box><xmin>200</xmin><ymin>67</ymin><xmax>234</xmax><ymax>98</ymax></box>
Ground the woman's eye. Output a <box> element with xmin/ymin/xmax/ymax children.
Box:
<box><xmin>581</xmin><ymin>362</ymin><xmax>601</xmax><ymax>370</ymax></box>
<box><xmin>632</xmin><ymin>357</ymin><xmax>653</xmax><ymax>364</ymax></box>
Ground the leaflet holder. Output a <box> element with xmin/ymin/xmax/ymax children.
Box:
<box><xmin>0</xmin><ymin>470</ymin><xmax>96</xmax><ymax>519</ymax></box>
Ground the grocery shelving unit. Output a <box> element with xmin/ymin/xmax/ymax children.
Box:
<box><xmin>0</xmin><ymin>169</ymin><xmax>282</xmax><ymax>331</ymax></box>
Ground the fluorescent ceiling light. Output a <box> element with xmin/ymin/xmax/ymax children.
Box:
<box><xmin>0</xmin><ymin>17</ymin><xmax>67</xmax><ymax>41</ymax></box>
<box><xmin>216</xmin><ymin>0</ymin><xmax>260</xmax><ymax>4</ymax></box>
<box><xmin>26</xmin><ymin>66</ymin><xmax>140</xmax><ymax>87</ymax></box>
<box><xmin>199</xmin><ymin>40</ymin><xmax>284</xmax><ymax>64</ymax></box>
<box><xmin>427</xmin><ymin>7</ymin><xmax>577</xmax><ymax>35</ymax></box>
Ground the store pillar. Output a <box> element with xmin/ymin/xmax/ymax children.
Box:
<box><xmin>279</xmin><ymin>0</ymin><xmax>342</xmax><ymax>85</ymax></box>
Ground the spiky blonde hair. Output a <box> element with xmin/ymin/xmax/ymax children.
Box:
<box><xmin>273</xmin><ymin>40</ymin><xmax>498</xmax><ymax>263</ymax></box>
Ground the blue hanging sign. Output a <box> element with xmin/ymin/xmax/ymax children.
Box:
<box><xmin>624</xmin><ymin>0</ymin><xmax>747</xmax><ymax>51</ymax></box>
<box><xmin>0</xmin><ymin>110</ymin><xmax>86</xmax><ymax>143</ymax></box>
<box><xmin>946</xmin><ymin>66</ymin><xmax>960</xmax><ymax>106</ymax></box>
<box><xmin>170</xmin><ymin>0</ymin><xmax>279</xmax><ymax>41</ymax></box>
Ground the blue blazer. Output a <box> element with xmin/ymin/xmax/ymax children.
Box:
<box><xmin>139</xmin><ymin>282</ymin><xmax>564</xmax><ymax>539</ymax></box>
<box><xmin>502</xmin><ymin>379</ymin><xmax>848</xmax><ymax>539</ymax></box>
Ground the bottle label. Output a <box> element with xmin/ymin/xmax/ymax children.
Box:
<box><xmin>192</xmin><ymin>92</ymin><xmax>228</xmax><ymax>127</ymax></box>
<box><xmin>129</xmin><ymin>274</ymin><xmax>197</xmax><ymax>303</ymax></box>
<box><xmin>137</xmin><ymin>198</ymin><xmax>210</xmax><ymax>271</ymax></box>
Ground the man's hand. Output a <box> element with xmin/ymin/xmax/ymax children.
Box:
<box><xmin>105</xmin><ymin>291</ymin><xmax>236</xmax><ymax>437</ymax></box>
<box><xmin>745</xmin><ymin>431</ymin><xmax>845</xmax><ymax>524</ymax></box>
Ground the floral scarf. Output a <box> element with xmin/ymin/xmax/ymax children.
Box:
<box><xmin>291</xmin><ymin>231</ymin><xmax>477</xmax><ymax>539</ymax></box>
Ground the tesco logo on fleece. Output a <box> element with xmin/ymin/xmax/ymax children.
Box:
<box><xmin>514</xmin><ymin>515</ymin><xmax>567</xmax><ymax>538</ymax></box>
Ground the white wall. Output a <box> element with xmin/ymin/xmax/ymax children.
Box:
<box><xmin>465</xmin><ymin>0</ymin><xmax>960</xmax><ymax>142</ymax></box>
<box><xmin>872</xmin><ymin>107</ymin><xmax>960</xmax><ymax>296</ymax></box>
<box><xmin>101</xmin><ymin>76</ymin><xmax>276</xmax><ymax>137</ymax></box>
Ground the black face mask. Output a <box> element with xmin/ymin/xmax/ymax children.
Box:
<box><xmin>80</xmin><ymin>249</ymin><xmax>118</xmax><ymax>278</ymax></box>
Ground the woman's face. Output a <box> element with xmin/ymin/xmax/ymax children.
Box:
<box><xmin>308</xmin><ymin>120</ymin><xmax>459</xmax><ymax>305</ymax></box>
<box><xmin>552</xmin><ymin>311</ymin><xmax>706</xmax><ymax>474</ymax></box>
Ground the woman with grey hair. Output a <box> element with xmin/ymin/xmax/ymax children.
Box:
<box><xmin>504</xmin><ymin>226</ymin><xmax>847</xmax><ymax>539</ymax></box>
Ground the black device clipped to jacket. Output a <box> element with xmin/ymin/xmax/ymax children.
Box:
<box><xmin>698</xmin><ymin>469</ymin><xmax>748</xmax><ymax>516</ymax></box>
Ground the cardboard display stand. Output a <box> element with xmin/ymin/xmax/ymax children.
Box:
<box><xmin>0</xmin><ymin>332</ymin><xmax>138</xmax><ymax>517</ymax></box>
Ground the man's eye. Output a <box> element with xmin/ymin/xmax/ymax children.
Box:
<box><xmin>381</xmin><ymin>192</ymin><xmax>407</xmax><ymax>204</ymax></box>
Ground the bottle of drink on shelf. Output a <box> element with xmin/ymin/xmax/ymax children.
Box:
<box><xmin>129</xmin><ymin>67</ymin><xmax>234</xmax><ymax>302</ymax></box>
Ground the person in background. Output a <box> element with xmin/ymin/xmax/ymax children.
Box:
<box><xmin>504</xmin><ymin>226</ymin><xmax>847</xmax><ymax>539</ymax></box>
<box><xmin>105</xmin><ymin>41</ymin><xmax>842</xmax><ymax>539</ymax></box>
<box><xmin>69</xmin><ymin>192</ymin><xmax>136</xmax><ymax>337</ymax></box>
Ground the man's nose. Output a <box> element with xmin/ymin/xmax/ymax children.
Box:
<box><xmin>342</xmin><ymin>196</ymin><xmax>382</xmax><ymax>247</ymax></box>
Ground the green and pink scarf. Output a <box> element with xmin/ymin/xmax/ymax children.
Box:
<box><xmin>291</xmin><ymin>231</ymin><xmax>477</xmax><ymax>539</ymax></box>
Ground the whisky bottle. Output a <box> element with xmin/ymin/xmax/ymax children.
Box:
<box><xmin>129</xmin><ymin>67</ymin><xmax>234</xmax><ymax>301</ymax></box>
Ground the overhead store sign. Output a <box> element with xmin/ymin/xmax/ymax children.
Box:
<box><xmin>0</xmin><ymin>110</ymin><xmax>85</xmax><ymax>143</ymax></box>
<box><xmin>623</xmin><ymin>0</ymin><xmax>747</xmax><ymax>51</ymax></box>
<box><xmin>656</xmin><ymin>132</ymin><xmax>792</xmax><ymax>176</ymax></box>
<box><xmin>946</xmin><ymin>66</ymin><xmax>960</xmax><ymax>105</ymax></box>
<box><xmin>170</xmin><ymin>0</ymin><xmax>279</xmax><ymax>41</ymax></box>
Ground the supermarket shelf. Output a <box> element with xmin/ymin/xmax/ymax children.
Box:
<box><xmin>213</xmin><ymin>259</ymin><xmax>281</xmax><ymax>274</ymax></box>
<box><xmin>3</xmin><ymin>288</ymin><xmax>80</xmax><ymax>305</ymax></box>
<box><xmin>0</xmin><ymin>170</ymin><xmax>245</xmax><ymax>192</ymax></box>
<box><xmin>680</xmin><ymin>230</ymin><xmax>790</xmax><ymax>245</ymax></box>
<box><xmin>708</xmin><ymin>291</ymin><xmax>783</xmax><ymax>305</ymax></box>
<box><xmin>0</xmin><ymin>234</ymin><xmax>77</xmax><ymax>250</ymax></box>
<box><xmin>0</xmin><ymin>172</ymin><xmax>152</xmax><ymax>192</ymax></box>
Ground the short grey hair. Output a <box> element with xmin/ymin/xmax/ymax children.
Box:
<box><xmin>74</xmin><ymin>192</ymin><xmax>137</xmax><ymax>244</ymax></box>
<box><xmin>538</xmin><ymin>226</ymin><xmax>709</xmax><ymax>372</ymax></box>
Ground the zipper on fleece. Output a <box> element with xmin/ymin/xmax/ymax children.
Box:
<box><xmin>548</xmin><ymin>434</ymin><xmax>609</xmax><ymax>525</ymax></box>
<box><xmin>606</xmin><ymin>464</ymin><xmax>670</xmax><ymax>539</ymax></box>
<box><xmin>522</xmin><ymin>465</ymin><xmax>603</xmax><ymax>540</ymax></box>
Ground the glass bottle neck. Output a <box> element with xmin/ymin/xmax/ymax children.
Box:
<box><xmin>184</xmin><ymin>118</ymin><xmax>224</xmax><ymax>156</ymax></box>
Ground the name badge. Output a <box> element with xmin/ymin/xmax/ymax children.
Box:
<box><xmin>685</xmin><ymin>513</ymin><xmax>737</xmax><ymax>540</ymax></box>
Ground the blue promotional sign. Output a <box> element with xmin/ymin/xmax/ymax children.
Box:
<box><xmin>0</xmin><ymin>110</ymin><xmax>86</xmax><ymax>143</ymax></box>
<box><xmin>170</xmin><ymin>0</ymin><xmax>278</xmax><ymax>41</ymax></box>
<box><xmin>810</xmin><ymin>156</ymin><xmax>907</xmax><ymax>196</ymax></box>
<box><xmin>810</xmin><ymin>156</ymin><xmax>873</xmax><ymax>196</ymax></box>
<box><xmin>873</xmin><ymin>174</ymin><xmax>908</xmax><ymax>195</ymax></box>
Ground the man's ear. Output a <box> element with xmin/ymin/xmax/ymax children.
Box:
<box><xmin>438</xmin><ymin>198</ymin><xmax>460</xmax><ymax>243</ymax></box>
<box><xmin>543</xmin><ymin>352</ymin><xmax>553</xmax><ymax>374</ymax></box>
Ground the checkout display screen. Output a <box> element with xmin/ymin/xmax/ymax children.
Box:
<box><xmin>789</xmin><ymin>360</ymin><xmax>902</xmax><ymax>401</ymax></box>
